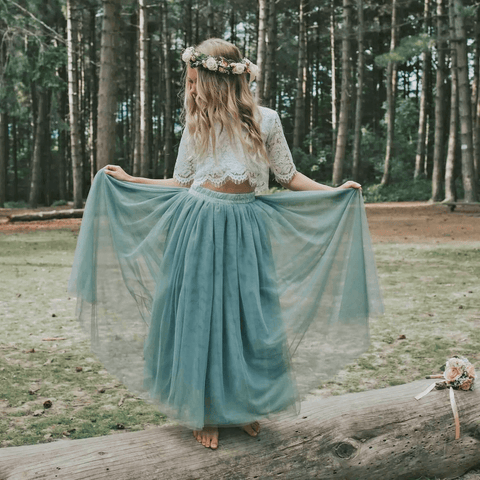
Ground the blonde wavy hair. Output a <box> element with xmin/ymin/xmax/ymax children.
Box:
<box><xmin>182</xmin><ymin>38</ymin><xmax>269</xmax><ymax>164</ymax></box>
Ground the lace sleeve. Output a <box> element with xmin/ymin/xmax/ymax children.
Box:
<box><xmin>173</xmin><ymin>129</ymin><xmax>195</xmax><ymax>186</ymax></box>
<box><xmin>265</xmin><ymin>112</ymin><xmax>297</xmax><ymax>184</ymax></box>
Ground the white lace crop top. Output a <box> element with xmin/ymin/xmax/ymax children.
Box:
<box><xmin>172</xmin><ymin>106</ymin><xmax>297</xmax><ymax>194</ymax></box>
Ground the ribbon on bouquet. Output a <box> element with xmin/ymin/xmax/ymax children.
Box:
<box><xmin>414</xmin><ymin>357</ymin><xmax>476</xmax><ymax>441</ymax></box>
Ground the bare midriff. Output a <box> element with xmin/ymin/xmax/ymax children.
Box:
<box><xmin>202</xmin><ymin>180</ymin><xmax>255</xmax><ymax>194</ymax></box>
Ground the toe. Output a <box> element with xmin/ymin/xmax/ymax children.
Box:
<box><xmin>243</xmin><ymin>425</ymin><xmax>257</xmax><ymax>437</ymax></box>
<box><xmin>211</xmin><ymin>437</ymin><xmax>218</xmax><ymax>449</ymax></box>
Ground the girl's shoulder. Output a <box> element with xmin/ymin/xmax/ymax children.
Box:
<box><xmin>257</xmin><ymin>106</ymin><xmax>280</xmax><ymax>135</ymax></box>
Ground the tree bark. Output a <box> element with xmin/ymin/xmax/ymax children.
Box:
<box><xmin>431</xmin><ymin>0</ymin><xmax>447</xmax><ymax>201</ymax></box>
<box><xmin>139</xmin><ymin>0</ymin><xmax>150</xmax><ymax>178</ymax></box>
<box><xmin>332</xmin><ymin>0</ymin><xmax>352</xmax><ymax>185</ymax></box>
<box><xmin>28</xmin><ymin>90</ymin><xmax>49</xmax><ymax>208</ymax></box>
<box><xmin>0</xmin><ymin>41</ymin><xmax>8</xmax><ymax>206</ymax></box>
<box><xmin>452</xmin><ymin>0</ymin><xmax>477</xmax><ymax>202</ymax></box>
<box><xmin>293</xmin><ymin>0</ymin><xmax>308</xmax><ymax>149</ymax></box>
<box><xmin>255</xmin><ymin>0</ymin><xmax>267</xmax><ymax>104</ymax></box>
<box><xmin>67</xmin><ymin>0</ymin><xmax>83</xmax><ymax>209</ymax></box>
<box><xmin>472</xmin><ymin>7</ymin><xmax>480</xmax><ymax>182</ymax></box>
<box><xmin>0</xmin><ymin>111</ymin><xmax>7</xmax><ymax>207</ymax></box>
<box><xmin>206</xmin><ymin>0</ymin><xmax>214</xmax><ymax>38</ymax></box>
<box><xmin>97</xmin><ymin>0</ymin><xmax>121</xmax><ymax>171</ymax></box>
<box><xmin>330</xmin><ymin>0</ymin><xmax>337</xmax><ymax>159</ymax></box>
<box><xmin>8</xmin><ymin>209</ymin><xmax>84</xmax><ymax>222</ymax></box>
<box><xmin>444</xmin><ymin>0</ymin><xmax>459</xmax><ymax>203</ymax></box>
<box><xmin>1</xmin><ymin>379</ymin><xmax>480</xmax><ymax>479</ymax></box>
<box><xmin>352</xmin><ymin>0</ymin><xmax>365</xmax><ymax>182</ymax></box>
<box><xmin>162</xmin><ymin>0</ymin><xmax>173</xmax><ymax>179</ymax></box>
<box><xmin>414</xmin><ymin>0</ymin><xmax>431</xmax><ymax>180</ymax></box>
<box><xmin>264</xmin><ymin>0</ymin><xmax>277</xmax><ymax>109</ymax></box>
<box><xmin>380</xmin><ymin>0</ymin><xmax>398</xmax><ymax>186</ymax></box>
<box><xmin>88</xmin><ymin>4</ymin><xmax>98</xmax><ymax>187</ymax></box>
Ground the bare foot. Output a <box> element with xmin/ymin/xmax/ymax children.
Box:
<box><xmin>193</xmin><ymin>427</ymin><xmax>219</xmax><ymax>449</ymax></box>
<box><xmin>242</xmin><ymin>421</ymin><xmax>260</xmax><ymax>437</ymax></box>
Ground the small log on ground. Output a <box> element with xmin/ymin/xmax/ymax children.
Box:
<box><xmin>1</xmin><ymin>379</ymin><xmax>479</xmax><ymax>480</ymax></box>
<box><xmin>7</xmin><ymin>209</ymin><xmax>84</xmax><ymax>222</ymax></box>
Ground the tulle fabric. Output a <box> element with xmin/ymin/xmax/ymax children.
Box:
<box><xmin>68</xmin><ymin>171</ymin><xmax>383</xmax><ymax>429</ymax></box>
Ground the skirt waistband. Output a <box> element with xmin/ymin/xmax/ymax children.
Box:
<box><xmin>189</xmin><ymin>184</ymin><xmax>256</xmax><ymax>204</ymax></box>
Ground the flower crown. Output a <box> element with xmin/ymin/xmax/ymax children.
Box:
<box><xmin>182</xmin><ymin>47</ymin><xmax>259</xmax><ymax>83</ymax></box>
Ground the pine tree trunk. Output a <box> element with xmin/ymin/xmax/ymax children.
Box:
<box><xmin>293</xmin><ymin>0</ymin><xmax>308</xmax><ymax>149</ymax></box>
<box><xmin>330</xmin><ymin>0</ymin><xmax>337</xmax><ymax>159</ymax></box>
<box><xmin>162</xmin><ymin>0</ymin><xmax>173</xmax><ymax>179</ymax></box>
<box><xmin>352</xmin><ymin>0</ymin><xmax>365</xmax><ymax>182</ymax></box>
<box><xmin>185</xmin><ymin>0</ymin><xmax>193</xmax><ymax>47</ymax></box>
<box><xmin>97</xmin><ymin>0</ymin><xmax>121</xmax><ymax>171</ymax></box>
<box><xmin>381</xmin><ymin>0</ymin><xmax>398</xmax><ymax>187</ymax></box>
<box><xmin>414</xmin><ymin>0</ymin><xmax>431</xmax><ymax>179</ymax></box>
<box><xmin>264</xmin><ymin>0</ymin><xmax>277</xmax><ymax>109</ymax></box>
<box><xmin>444</xmin><ymin>0</ymin><xmax>458</xmax><ymax>202</ymax></box>
<box><xmin>431</xmin><ymin>0</ymin><xmax>447</xmax><ymax>201</ymax></box>
<box><xmin>332</xmin><ymin>0</ymin><xmax>352</xmax><ymax>186</ymax></box>
<box><xmin>29</xmin><ymin>90</ymin><xmax>49</xmax><ymax>208</ymax></box>
<box><xmin>256</xmin><ymin>0</ymin><xmax>267</xmax><ymax>104</ymax></box>
<box><xmin>133</xmin><ymin>12</ymin><xmax>141</xmax><ymax>177</ymax></box>
<box><xmin>0</xmin><ymin>42</ymin><xmax>7</xmax><ymax>206</ymax></box>
<box><xmin>67</xmin><ymin>0</ymin><xmax>83</xmax><ymax>209</ymax></box>
<box><xmin>472</xmin><ymin>8</ymin><xmax>480</xmax><ymax>182</ymax></box>
<box><xmin>139</xmin><ymin>0</ymin><xmax>150</xmax><ymax>178</ymax></box>
<box><xmin>453</xmin><ymin>0</ymin><xmax>477</xmax><ymax>202</ymax></box>
<box><xmin>12</xmin><ymin>116</ymin><xmax>17</xmax><ymax>202</ymax></box>
<box><xmin>0</xmin><ymin>111</ymin><xmax>7</xmax><ymax>206</ymax></box>
<box><xmin>207</xmin><ymin>0</ymin><xmax>214</xmax><ymax>38</ymax></box>
<box><xmin>88</xmin><ymin>5</ymin><xmax>98</xmax><ymax>186</ymax></box>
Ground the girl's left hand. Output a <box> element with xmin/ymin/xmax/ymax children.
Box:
<box><xmin>337</xmin><ymin>181</ymin><xmax>362</xmax><ymax>190</ymax></box>
<box><xmin>104</xmin><ymin>165</ymin><xmax>132</xmax><ymax>182</ymax></box>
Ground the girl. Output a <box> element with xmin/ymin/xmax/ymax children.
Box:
<box><xmin>69</xmin><ymin>38</ymin><xmax>383</xmax><ymax>450</ymax></box>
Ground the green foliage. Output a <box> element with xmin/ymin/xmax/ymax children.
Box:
<box><xmin>4</xmin><ymin>200</ymin><xmax>29</xmax><ymax>209</ymax></box>
<box><xmin>363</xmin><ymin>178</ymin><xmax>432</xmax><ymax>203</ymax></box>
<box><xmin>375</xmin><ymin>34</ymin><xmax>435</xmax><ymax>67</ymax></box>
<box><xmin>50</xmin><ymin>199</ymin><xmax>68</xmax><ymax>207</ymax></box>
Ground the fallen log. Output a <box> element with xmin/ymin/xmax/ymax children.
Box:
<box><xmin>7</xmin><ymin>209</ymin><xmax>84</xmax><ymax>222</ymax></box>
<box><xmin>0</xmin><ymin>378</ymin><xmax>479</xmax><ymax>480</ymax></box>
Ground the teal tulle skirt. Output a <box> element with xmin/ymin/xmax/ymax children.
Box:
<box><xmin>68</xmin><ymin>172</ymin><xmax>383</xmax><ymax>429</ymax></box>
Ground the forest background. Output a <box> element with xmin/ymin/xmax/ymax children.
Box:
<box><xmin>0</xmin><ymin>0</ymin><xmax>479</xmax><ymax>209</ymax></box>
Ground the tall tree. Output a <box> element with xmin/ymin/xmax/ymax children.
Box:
<box><xmin>330</xmin><ymin>0</ymin><xmax>337</xmax><ymax>158</ymax></box>
<box><xmin>414</xmin><ymin>0</ymin><xmax>431</xmax><ymax>179</ymax></box>
<box><xmin>431</xmin><ymin>0</ymin><xmax>447</xmax><ymax>201</ymax></box>
<box><xmin>0</xmin><ymin>40</ymin><xmax>7</xmax><ymax>206</ymax></box>
<box><xmin>332</xmin><ymin>0</ymin><xmax>352</xmax><ymax>185</ymax></box>
<box><xmin>444</xmin><ymin>0</ymin><xmax>458</xmax><ymax>202</ymax></box>
<box><xmin>452</xmin><ymin>0</ymin><xmax>477</xmax><ymax>201</ymax></box>
<box><xmin>97</xmin><ymin>0</ymin><xmax>121</xmax><ymax>170</ymax></box>
<box><xmin>263</xmin><ymin>0</ymin><xmax>277</xmax><ymax>109</ymax></box>
<box><xmin>256</xmin><ymin>0</ymin><xmax>267</xmax><ymax>103</ymax></box>
<box><xmin>162</xmin><ymin>0</ymin><xmax>174</xmax><ymax>178</ymax></box>
<box><xmin>139</xmin><ymin>0</ymin><xmax>150</xmax><ymax>177</ymax></box>
<box><xmin>352</xmin><ymin>0</ymin><xmax>365</xmax><ymax>182</ymax></box>
<box><xmin>293</xmin><ymin>0</ymin><xmax>308</xmax><ymax>149</ymax></box>
<box><xmin>381</xmin><ymin>0</ymin><xmax>398</xmax><ymax>186</ymax></box>
<box><xmin>29</xmin><ymin>89</ymin><xmax>50</xmax><ymax>207</ymax></box>
<box><xmin>67</xmin><ymin>0</ymin><xmax>83</xmax><ymax>209</ymax></box>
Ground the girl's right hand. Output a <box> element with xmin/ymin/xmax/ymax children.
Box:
<box><xmin>104</xmin><ymin>165</ymin><xmax>132</xmax><ymax>182</ymax></box>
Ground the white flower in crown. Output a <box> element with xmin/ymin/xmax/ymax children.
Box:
<box><xmin>231</xmin><ymin>63</ymin><xmax>246</xmax><ymax>74</ymax></box>
<box><xmin>182</xmin><ymin>47</ymin><xmax>195</xmax><ymax>63</ymax></box>
<box><xmin>205</xmin><ymin>57</ymin><xmax>218</xmax><ymax>71</ymax></box>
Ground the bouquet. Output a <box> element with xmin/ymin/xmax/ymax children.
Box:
<box><xmin>442</xmin><ymin>356</ymin><xmax>476</xmax><ymax>390</ymax></box>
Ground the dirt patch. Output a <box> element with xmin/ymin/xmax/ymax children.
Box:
<box><xmin>1</xmin><ymin>201</ymin><xmax>480</xmax><ymax>242</ymax></box>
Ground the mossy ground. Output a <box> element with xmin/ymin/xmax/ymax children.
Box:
<box><xmin>1</xmin><ymin>230</ymin><xmax>479</xmax><ymax>449</ymax></box>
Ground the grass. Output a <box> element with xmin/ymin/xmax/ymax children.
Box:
<box><xmin>0</xmin><ymin>230</ymin><xmax>479</xmax><ymax>449</ymax></box>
